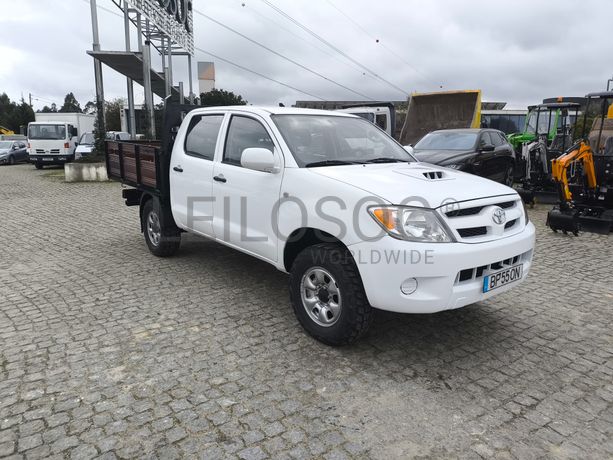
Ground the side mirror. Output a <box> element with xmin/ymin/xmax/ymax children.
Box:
<box><xmin>480</xmin><ymin>144</ymin><xmax>495</xmax><ymax>152</ymax></box>
<box><xmin>241</xmin><ymin>147</ymin><xmax>276</xmax><ymax>172</ymax></box>
<box><xmin>75</xmin><ymin>142</ymin><xmax>79</xmax><ymax>147</ymax></box>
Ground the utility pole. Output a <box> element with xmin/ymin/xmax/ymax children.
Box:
<box><xmin>28</xmin><ymin>93</ymin><xmax>32</xmax><ymax>107</ymax></box>
<box><xmin>124</xmin><ymin>0</ymin><xmax>136</xmax><ymax>139</ymax></box>
<box><xmin>89</xmin><ymin>0</ymin><xmax>106</xmax><ymax>135</ymax></box>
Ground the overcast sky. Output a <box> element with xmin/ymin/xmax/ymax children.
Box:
<box><xmin>1</xmin><ymin>0</ymin><xmax>610</xmax><ymax>111</ymax></box>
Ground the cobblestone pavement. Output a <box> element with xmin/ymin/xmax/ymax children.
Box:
<box><xmin>0</xmin><ymin>164</ymin><xmax>612</xmax><ymax>460</ymax></box>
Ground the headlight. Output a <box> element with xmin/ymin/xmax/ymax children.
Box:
<box><xmin>368</xmin><ymin>206</ymin><xmax>455</xmax><ymax>242</ymax></box>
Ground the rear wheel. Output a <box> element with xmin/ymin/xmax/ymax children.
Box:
<box><xmin>142</xmin><ymin>199</ymin><xmax>181</xmax><ymax>257</ymax></box>
<box><xmin>289</xmin><ymin>243</ymin><xmax>373</xmax><ymax>346</ymax></box>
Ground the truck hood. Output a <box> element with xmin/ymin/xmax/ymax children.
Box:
<box><xmin>308</xmin><ymin>162</ymin><xmax>516</xmax><ymax>208</ymax></box>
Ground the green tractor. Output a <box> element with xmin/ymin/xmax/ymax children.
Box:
<box><xmin>507</xmin><ymin>105</ymin><xmax>569</xmax><ymax>153</ymax></box>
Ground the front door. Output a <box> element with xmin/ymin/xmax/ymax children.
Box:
<box><xmin>212</xmin><ymin>114</ymin><xmax>284</xmax><ymax>262</ymax></box>
<box><xmin>169</xmin><ymin>113</ymin><xmax>225</xmax><ymax>237</ymax></box>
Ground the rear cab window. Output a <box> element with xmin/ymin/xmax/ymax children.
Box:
<box><xmin>184</xmin><ymin>114</ymin><xmax>224</xmax><ymax>161</ymax></box>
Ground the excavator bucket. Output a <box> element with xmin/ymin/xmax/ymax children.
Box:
<box><xmin>546</xmin><ymin>208</ymin><xmax>579</xmax><ymax>235</ymax></box>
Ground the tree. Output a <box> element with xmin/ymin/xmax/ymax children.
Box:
<box><xmin>0</xmin><ymin>93</ymin><xmax>35</xmax><ymax>133</ymax></box>
<box><xmin>59</xmin><ymin>92</ymin><xmax>81</xmax><ymax>113</ymax></box>
<box><xmin>40</xmin><ymin>103</ymin><xmax>57</xmax><ymax>113</ymax></box>
<box><xmin>200</xmin><ymin>88</ymin><xmax>247</xmax><ymax>106</ymax></box>
<box><xmin>83</xmin><ymin>100</ymin><xmax>97</xmax><ymax>115</ymax></box>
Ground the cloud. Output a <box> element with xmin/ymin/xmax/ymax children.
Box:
<box><xmin>0</xmin><ymin>0</ymin><xmax>610</xmax><ymax>110</ymax></box>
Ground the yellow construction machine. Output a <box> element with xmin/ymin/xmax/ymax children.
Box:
<box><xmin>546</xmin><ymin>91</ymin><xmax>613</xmax><ymax>234</ymax></box>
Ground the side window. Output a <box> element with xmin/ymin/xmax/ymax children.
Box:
<box><xmin>223</xmin><ymin>116</ymin><xmax>274</xmax><ymax>167</ymax></box>
<box><xmin>490</xmin><ymin>132</ymin><xmax>504</xmax><ymax>147</ymax></box>
<box><xmin>375</xmin><ymin>114</ymin><xmax>387</xmax><ymax>131</ymax></box>
<box><xmin>479</xmin><ymin>132</ymin><xmax>492</xmax><ymax>147</ymax></box>
<box><xmin>184</xmin><ymin>114</ymin><xmax>224</xmax><ymax>161</ymax></box>
<box><xmin>18</xmin><ymin>142</ymin><xmax>26</xmax><ymax>148</ymax></box>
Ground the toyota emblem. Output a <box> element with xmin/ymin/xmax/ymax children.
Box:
<box><xmin>492</xmin><ymin>207</ymin><xmax>506</xmax><ymax>225</ymax></box>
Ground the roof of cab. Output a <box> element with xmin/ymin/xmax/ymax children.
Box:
<box><xmin>192</xmin><ymin>105</ymin><xmax>357</xmax><ymax>117</ymax></box>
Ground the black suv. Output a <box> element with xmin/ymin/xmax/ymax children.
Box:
<box><xmin>412</xmin><ymin>128</ymin><xmax>515</xmax><ymax>186</ymax></box>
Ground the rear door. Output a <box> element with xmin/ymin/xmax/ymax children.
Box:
<box><xmin>211</xmin><ymin>113</ymin><xmax>284</xmax><ymax>262</ymax></box>
<box><xmin>170</xmin><ymin>113</ymin><xmax>225</xmax><ymax>237</ymax></box>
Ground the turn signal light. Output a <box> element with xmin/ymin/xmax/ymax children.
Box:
<box><xmin>372</xmin><ymin>208</ymin><xmax>396</xmax><ymax>230</ymax></box>
<box><xmin>64</xmin><ymin>142</ymin><xmax>70</xmax><ymax>148</ymax></box>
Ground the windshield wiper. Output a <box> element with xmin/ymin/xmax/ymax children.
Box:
<box><xmin>304</xmin><ymin>160</ymin><xmax>363</xmax><ymax>168</ymax></box>
<box><xmin>364</xmin><ymin>157</ymin><xmax>408</xmax><ymax>163</ymax></box>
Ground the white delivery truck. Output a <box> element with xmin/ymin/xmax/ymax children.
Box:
<box><xmin>106</xmin><ymin>104</ymin><xmax>535</xmax><ymax>346</ymax></box>
<box><xmin>28</xmin><ymin>113</ymin><xmax>95</xmax><ymax>168</ymax></box>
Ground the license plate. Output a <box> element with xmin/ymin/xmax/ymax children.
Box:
<box><xmin>483</xmin><ymin>264</ymin><xmax>523</xmax><ymax>292</ymax></box>
<box><xmin>42</xmin><ymin>157</ymin><xmax>54</xmax><ymax>161</ymax></box>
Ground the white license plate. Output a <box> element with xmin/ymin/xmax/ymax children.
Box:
<box><xmin>483</xmin><ymin>264</ymin><xmax>523</xmax><ymax>292</ymax></box>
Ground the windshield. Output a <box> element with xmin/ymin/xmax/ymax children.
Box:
<box><xmin>414</xmin><ymin>131</ymin><xmax>478</xmax><ymax>150</ymax></box>
<box><xmin>272</xmin><ymin>115</ymin><xmax>414</xmax><ymax>167</ymax></box>
<box><xmin>526</xmin><ymin>110</ymin><xmax>555</xmax><ymax>135</ymax></box>
<box><xmin>79</xmin><ymin>133</ymin><xmax>94</xmax><ymax>145</ymax></box>
<box><xmin>28</xmin><ymin>124</ymin><xmax>66</xmax><ymax>140</ymax></box>
<box><xmin>0</xmin><ymin>141</ymin><xmax>12</xmax><ymax>149</ymax></box>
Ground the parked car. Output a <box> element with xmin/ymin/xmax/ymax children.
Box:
<box><xmin>0</xmin><ymin>140</ymin><xmax>28</xmax><ymax>165</ymax></box>
<box><xmin>106</xmin><ymin>106</ymin><xmax>535</xmax><ymax>345</ymax></box>
<box><xmin>105</xmin><ymin>131</ymin><xmax>131</xmax><ymax>141</ymax></box>
<box><xmin>412</xmin><ymin>128</ymin><xmax>516</xmax><ymax>186</ymax></box>
<box><xmin>75</xmin><ymin>132</ymin><xmax>95</xmax><ymax>158</ymax></box>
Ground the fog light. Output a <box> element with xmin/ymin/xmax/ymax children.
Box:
<box><xmin>400</xmin><ymin>278</ymin><xmax>418</xmax><ymax>295</ymax></box>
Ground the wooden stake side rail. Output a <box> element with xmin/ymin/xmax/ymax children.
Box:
<box><xmin>105</xmin><ymin>140</ymin><xmax>163</xmax><ymax>195</ymax></box>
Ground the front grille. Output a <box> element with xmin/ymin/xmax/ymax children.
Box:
<box><xmin>455</xmin><ymin>253</ymin><xmax>526</xmax><ymax>284</ymax></box>
<box><xmin>50</xmin><ymin>149</ymin><xmax>60</xmax><ymax>154</ymax></box>
<box><xmin>504</xmin><ymin>219</ymin><xmax>517</xmax><ymax>229</ymax></box>
<box><xmin>35</xmin><ymin>149</ymin><xmax>45</xmax><ymax>154</ymax></box>
<box><xmin>457</xmin><ymin>227</ymin><xmax>487</xmax><ymax>238</ymax></box>
<box><xmin>446</xmin><ymin>200</ymin><xmax>516</xmax><ymax>218</ymax></box>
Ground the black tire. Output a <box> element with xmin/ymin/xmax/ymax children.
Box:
<box><xmin>503</xmin><ymin>164</ymin><xmax>514</xmax><ymax>187</ymax></box>
<box><xmin>289</xmin><ymin>243</ymin><xmax>373</xmax><ymax>346</ymax></box>
<box><xmin>8</xmin><ymin>155</ymin><xmax>15</xmax><ymax>165</ymax></box>
<box><xmin>34</xmin><ymin>163</ymin><xmax>43</xmax><ymax>170</ymax></box>
<box><xmin>142</xmin><ymin>199</ymin><xmax>181</xmax><ymax>257</ymax></box>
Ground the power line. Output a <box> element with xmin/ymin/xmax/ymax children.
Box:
<box><xmin>324</xmin><ymin>0</ymin><xmax>431</xmax><ymax>85</ymax></box>
<box><xmin>237</xmin><ymin>1</ymin><xmax>375</xmax><ymax>79</ymax></box>
<box><xmin>259</xmin><ymin>0</ymin><xmax>409</xmax><ymax>98</ymax></box>
<box><xmin>193</xmin><ymin>8</ymin><xmax>376</xmax><ymax>100</ymax></box>
<box><xmin>194</xmin><ymin>45</ymin><xmax>326</xmax><ymax>100</ymax></box>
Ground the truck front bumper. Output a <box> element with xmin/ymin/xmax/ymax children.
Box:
<box><xmin>347</xmin><ymin>222</ymin><xmax>536</xmax><ymax>314</ymax></box>
<box><xmin>29</xmin><ymin>154</ymin><xmax>75</xmax><ymax>164</ymax></box>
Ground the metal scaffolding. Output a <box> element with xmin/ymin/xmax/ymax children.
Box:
<box><xmin>87</xmin><ymin>0</ymin><xmax>195</xmax><ymax>139</ymax></box>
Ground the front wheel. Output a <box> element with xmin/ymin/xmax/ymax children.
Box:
<box><xmin>289</xmin><ymin>243</ymin><xmax>373</xmax><ymax>346</ymax></box>
<box><xmin>503</xmin><ymin>164</ymin><xmax>514</xmax><ymax>187</ymax></box>
<box><xmin>142</xmin><ymin>200</ymin><xmax>181</xmax><ymax>257</ymax></box>
<box><xmin>34</xmin><ymin>162</ymin><xmax>43</xmax><ymax>170</ymax></box>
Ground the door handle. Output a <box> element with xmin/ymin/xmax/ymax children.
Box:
<box><xmin>173</xmin><ymin>165</ymin><xmax>183</xmax><ymax>172</ymax></box>
<box><xmin>213</xmin><ymin>175</ymin><xmax>226</xmax><ymax>183</ymax></box>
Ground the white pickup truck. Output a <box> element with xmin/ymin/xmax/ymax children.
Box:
<box><xmin>106</xmin><ymin>104</ymin><xmax>535</xmax><ymax>345</ymax></box>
